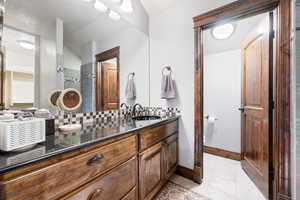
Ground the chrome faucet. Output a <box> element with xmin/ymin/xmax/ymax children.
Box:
<box><xmin>120</xmin><ymin>103</ymin><xmax>129</xmax><ymax>109</ymax></box>
<box><xmin>120</xmin><ymin>103</ymin><xmax>130</xmax><ymax>119</ymax></box>
<box><xmin>132</xmin><ymin>103</ymin><xmax>144</xmax><ymax>117</ymax></box>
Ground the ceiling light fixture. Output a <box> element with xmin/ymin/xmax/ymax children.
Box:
<box><xmin>121</xmin><ymin>0</ymin><xmax>133</xmax><ymax>13</ymax></box>
<box><xmin>81</xmin><ymin>0</ymin><xmax>93</xmax><ymax>2</ymax></box>
<box><xmin>94</xmin><ymin>0</ymin><xmax>108</xmax><ymax>12</ymax></box>
<box><xmin>211</xmin><ymin>23</ymin><xmax>235</xmax><ymax>40</ymax></box>
<box><xmin>108</xmin><ymin>10</ymin><xmax>121</xmax><ymax>21</ymax></box>
<box><xmin>17</xmin><ymin>40</ymin><xmax>35</xmax><ymax>50</ymax></box>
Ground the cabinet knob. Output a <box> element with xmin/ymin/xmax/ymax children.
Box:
<box><xmin>87</xmin><ymin>154</ymin><xmax>104</xmax><ymax>166</ymax></box>
<box><xmin>88</xmin><ymin>188</ymin><xmax>103</xmax><ymax>200</ymax></box>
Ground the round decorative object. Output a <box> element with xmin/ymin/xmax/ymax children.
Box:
<box><xmin>48</xmin><ymin>90</ymin><xmax>63</xmax><ymax>107</ymax></box>
<box><xmin>58</xmin><ymin>88</ymin><xmax>82</xmax><ymax>111</ymax></box>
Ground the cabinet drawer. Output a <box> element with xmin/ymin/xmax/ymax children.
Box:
<box><xmin>139</xmin><ymin>120</ymin><xmax>178</xmax><ymax>151</ymax></box>
<box><xmin>0</xmin><ymin>136</ymin><xmax>137</xmax><ymax>200</ymax></box>
<box><xmin>66</xmin><ymin>157</ymin><xmax>137</xmax><ymax>200</ymax></box>
<box><xmin>121</xmin><ymin>187</ymin><xmax>137</xmax><ymax>200</ymax></box>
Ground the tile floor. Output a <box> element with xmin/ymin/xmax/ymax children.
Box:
<box><xmin>170</xmin><ymin>153</ymin><xmax>266</xmax><ymax>200</ymax></box>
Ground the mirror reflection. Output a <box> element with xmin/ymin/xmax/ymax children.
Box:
<box><xmin>3</xmin><ymin>26</ymin><xmax>37</xmax><ymax>110</ymax></box>
<box><xmin>2</xmin><ymin>0</ymin><xmax>150</xmax><ymax>113</ymax></box>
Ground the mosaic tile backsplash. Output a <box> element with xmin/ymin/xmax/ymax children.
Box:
<box><xmin>54</xmin><ymin>107</ymin><xmax>181</xmax><ymax>128</ymax></box>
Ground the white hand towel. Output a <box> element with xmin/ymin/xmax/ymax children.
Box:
<box><xmin>126</xmin><ymin>77</ymin><xmax>136</xmax><ymax>100</ymax></box>
<box><xmin>161</xmin><ymin>74</ymin><xmax>176</xmax><ymax>99</ymax></box>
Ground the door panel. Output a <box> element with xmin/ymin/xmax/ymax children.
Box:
<box><xmin>102</xmin><ymin>63</ymin><xmax>118</xmax><ymax>110</ymax></box>
<box><xmin>164</xmin><ymin>134</ymin><xmax>178</xmax><ymax>180</ymax></box>
<box><xmin>241</xmin><ymin>14</ymin><xmax>273</xmax><ymax>199</ymax></box>
<box><xmin>139</xmin><ymin>143</ymin><xmax>164</xmax><ymax>200</ymax></box>
<box><xmin>96</xmin><ymin>62</ymin><xmax>119</xmax><ymax>111</ymax></box>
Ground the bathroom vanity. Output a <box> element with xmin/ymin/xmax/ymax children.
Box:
<box><xmin>0</xmin><ymin>117</ymin><xmax>179</xmax><ymax>200</ymax></box>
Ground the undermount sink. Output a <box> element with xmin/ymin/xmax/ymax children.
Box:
<box><xmin>132</xmin><ymin>116</ymin><xmax>161</xmax><ymax>121</ymax></box>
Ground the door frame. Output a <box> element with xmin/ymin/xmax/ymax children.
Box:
<box><xmin>95</xmin><ymin>46</ymin><xmax>120</xmax><ymax>111</ymax></box>
<box><xmin>193</xmin><ymin>1</ymin><xmax>292</xmax><ymax>200</ymax></box>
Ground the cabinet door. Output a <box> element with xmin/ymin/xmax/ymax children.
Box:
<box><xmin>139</xmin><ymin>143</ymin><xmax>164</xmax><ymax>200</ymax></box>
<box><xmin>164</xmin><ymin>134</ymin><xmax>178</xmax><ymax>180</ymax></box>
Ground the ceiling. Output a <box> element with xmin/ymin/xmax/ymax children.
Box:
<box><xmin>5</xmin><ymin>0</ymin><xmax>142</xmax><ymax>55</ymax></box>
<box><xmin>204</xmin><ymin>13</ymin><xmax>267</xmax><ymax>54</ymax></box>
<box><xmin>140</xmin><ymin>0</ymin><xmax>177</xmax><ymax>16</ymax></box>
<box><xmin>3</xmin><ymin>27</ymin><xmax>35</xmax><ymax>73</ymax></box>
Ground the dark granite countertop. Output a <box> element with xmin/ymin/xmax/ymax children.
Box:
<box><xmin>0</xmin><ymin>115</ymin><xmax>179</xmax><ymax>175</ymax></box>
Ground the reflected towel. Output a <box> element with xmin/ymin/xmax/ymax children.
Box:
<box><xmin>161</xmin><ymin>74</ymin><xmax>176</xmax><ymax>99</ymax></box>
<box><xmin>126</xmin><ymin>78</ymin><xmax>136</xmax><ymax>100</ymax></box>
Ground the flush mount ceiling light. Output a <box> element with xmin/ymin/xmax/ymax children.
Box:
<box><xmin>94</xmin><ymin>0</ymin><xmax>108</xmax><ymax>12</ymax></box>
<box><xmin>211</xmin><ymin>23</ymin><xmax>235</xmax><ymax>40</ymax></box>
<box><xmin>121</xmin><ymin>0</ymin><xmax>133</xmax><ymax>13</ymax></box>
<box><xmin>17</xmin><ymin>40</ymin><xmax>35</xmax><ymax>50</ymax></box>
<box><xmin>109</xmin><ymin>10</ymin><xmax>121</xmax><ymax>21</ymax></box>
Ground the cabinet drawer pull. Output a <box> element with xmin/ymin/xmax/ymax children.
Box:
<box><xmin>87</xmin><ymin>154</ymin><xmax>104</xmax><ymax>166</ymax></box>
<box><xmin>88</xmin><ymin>188</ymin><xmax>103</xmax><ymax>200</ymax></box>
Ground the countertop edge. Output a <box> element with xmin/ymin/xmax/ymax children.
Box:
<box><xmin>0</xmin><ymin>116</ymin><xmax>180</xmax><ymax>175</ymax></box>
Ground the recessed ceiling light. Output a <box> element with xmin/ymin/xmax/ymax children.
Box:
<box><xmin>211</xmin><ymin>23</ymin><xmax>235</xmax><ymax>40</ymax></box>
<box><xmin>94</xmin><ymin>0</ymin><xmax>108</xmax><ymax>12</ymax></box>
<box><xmin>121</xmin><ymin>0</ymin><xmax>133</xmax><ymax>13</ymax></box>
<box><xmin>17</xmin><ymin>40</ymin><xmax>35</xmax><ymax>50</ymax></box>
<box><xmin>109</xmin><ymin>10</ymin><xmax>121</xmax><ymax>21</ymax></box>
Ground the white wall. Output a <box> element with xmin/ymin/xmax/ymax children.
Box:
<box><xmin>64</xmin><ymin>46</ymin><xmax>82</xmax><ymax>70</ymax></box>
<box><xmin>95</xmin><ymin>27</ymin><xmax>150</xmax><ymax>106</ymax></box>
<box><xmin>203</xmin><ymin>50</ymin><xmax>242</xmax><ymax>153</ymax></box>
<box><xmin>5</xmin><ymin>49</ymin><xmax>34</xmax><ymax>74</ymax></box>
<box><xmin>149</xmin><ymin>0</ymin><xmax>235</xmax><ymax>169</ymax></box>
<box><xmin>5</xmin><ymin>8</ymin><xmax>58</xmax><ymax>109</ymax></box>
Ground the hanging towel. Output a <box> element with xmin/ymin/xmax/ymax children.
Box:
<box><xmin>161</xmin><ymin>68</ymin><xmax>176</xmax><ymax>99</ymax></box>
<box><xmin>125</xmin><ymin>74</ymin><xmax>136</xmax><ymax>100</ymax></box>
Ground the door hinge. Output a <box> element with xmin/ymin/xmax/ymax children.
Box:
<box><xmin>271</xmin><ymin>29</ymin><xmax>275</xmax><ymax>39</ymax></box>
<box><xmin>271</xmin><ymin>101</ymin><xmax>275</xmax><ymax>110</ymax></box>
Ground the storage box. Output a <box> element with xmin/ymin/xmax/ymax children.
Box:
<box><xmin>0</xmin><ymin>118</ymin><xmax>45</xmax><ymax>151</ymax></box>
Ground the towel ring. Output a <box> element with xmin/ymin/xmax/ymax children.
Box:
<box><xmin>128</xmin><ymin>72</ymin><xmax>135</xmax><ymax>80</ymax></box>
<box><xmin>162</xmin><ymin>66</ymin><xmax>172</xmax><ymax>75</ymax></box>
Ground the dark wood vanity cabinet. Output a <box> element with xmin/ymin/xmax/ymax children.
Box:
<box><xmin>0</xmin><ymin>119</ymin><xmax>178</xmax><ymax>200</ymax></box>
<box><xmin>138</xmin><ymin>120</ymin><xmax>179</xmax><ymax>200</ymax></box>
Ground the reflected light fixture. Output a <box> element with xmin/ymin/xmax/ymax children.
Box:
<box><xmin>109</xmin><ymin>10</ymin><xmax>121</xmax><ymax>21</ymax></box>
<box><xmin>17</xmin><ymin>40</ymin><xmax>35</xmax><ymax>50</ymax></box>
<box><xmin>121</xmin><ymin>0</ymin><xmax>133</xmax><ymax>13</ymax></box>
<box><xmin>94</xmin><ymin>0</ymin><xmax>108</xmax><ymax>12</ymax></box>
<box><xmin>211</xmin><ymin>23</ymin><xmax>235</xmax><ymax>40</ymax></box>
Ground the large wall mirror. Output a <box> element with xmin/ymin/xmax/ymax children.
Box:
<box><xmin>0</xmin><ymin>0</ymin><xmax>150</xmax><ymax>113</ymax></box>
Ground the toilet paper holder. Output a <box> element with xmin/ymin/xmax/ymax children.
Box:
<box><xmin>205</xmin><ymin>115</ymin><xmax>218</xmax><ymax>120</ymax></box>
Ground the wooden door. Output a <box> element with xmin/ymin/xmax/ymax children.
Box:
<box><xmin>96</xmin><ymin>62</ymin><xmax>119</xmax><ymax>111</ymax></box>
<box><xmin>163</xmin><ymin>134</ymin><xmax>178</xmax><ymax>180</ymax></box>
<box><xmin>139</xmin><ymin>143</ymin><xmax>164</xmax><ymax>200</ymax></box>
<box><xmin>241</xmin><ymin>14</ymin><xmax>273</xmax><ymax>199</ymax></box>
